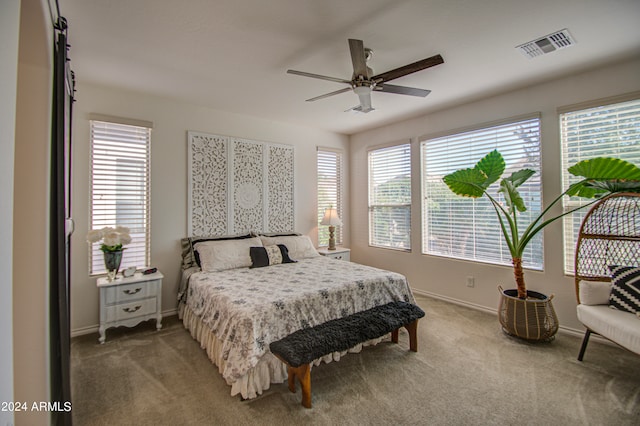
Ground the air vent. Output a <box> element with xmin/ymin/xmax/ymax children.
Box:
<box><xmin>516</xmin><ymin>29</ymin><xmax>576</xmax><ymax>59</ymax></box>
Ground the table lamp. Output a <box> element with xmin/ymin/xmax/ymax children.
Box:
<box><xmin>320</xmin><ymin>206</ymin><xmax>342</xmax><ymax>250</ymax></box>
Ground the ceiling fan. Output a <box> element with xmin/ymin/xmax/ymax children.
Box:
<box><xmin>287</xmin><ymin>39</ymin><xmax>444</xmax><ymax>113</ymax></box>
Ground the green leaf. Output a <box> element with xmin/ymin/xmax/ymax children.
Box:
<box><xmin>568</xmin><ymin>157</ymin><xmax>640</xmax><ymax>180</ymax></box>
<box><xmin>566</xmin><ymin>180</ymin><xmax>602</xmax><ymax>198</ymax></box>
<box><xmin>443</xmin><ymin>168</ymin><xmax>487</xmax><ymax>197</ymax></box>
<box><xmin>504</xmin><ymin>169</ymin><xmax>536</xmax><ymax>188</ymax></box>
<box><xmin>568</xmin><ymin>157</ymin><xmax>640</xmax><ymax>198</ymax></box>
<box><xmin>475</xmin><ymin>150</ymin><xmax>505</xmax><ymax>188</ymax></box>
<box><xmin>499</xmin><ymin>179</ymin><xmax>527</xmax><ymax>213</ymax></box>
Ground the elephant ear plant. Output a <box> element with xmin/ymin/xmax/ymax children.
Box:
<box><xmin>443</xmin><ymin>150</ymin><xmax>640</xmax><ymax>300</ymax></box>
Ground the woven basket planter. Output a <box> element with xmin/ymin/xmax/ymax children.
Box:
<box><xmin>498</xmin><ymin>286</ymin><xmax>559</xmax><ymax>342</ymax></box>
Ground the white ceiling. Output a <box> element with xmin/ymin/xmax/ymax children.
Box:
<box><xmin>60</xmin><ymin>0</ymin><xmax>640</xmax><ymax>135</ymax></box>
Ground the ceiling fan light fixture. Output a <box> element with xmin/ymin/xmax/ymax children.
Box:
<box><xmin>353</xmin><ymin>85</ymin><xmax>371</xmax><ymax>96</ymax></box>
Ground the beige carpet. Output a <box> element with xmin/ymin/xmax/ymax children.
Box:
<box><xmin>71</xmin><ymin>295</ymin><xmax>640</xmax><ymax>425</ymax></box>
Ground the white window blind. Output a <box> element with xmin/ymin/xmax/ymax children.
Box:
<box><xmin>317</xmin><ymin>148</ymin><xmax>343</xmax><ymax>246</ymax></box>
<box><xmin>368</xmin><ymin>143</ymin><xmax>411</xmax><ymax>250</ymax></box>
<box><xmin>90</xmin><ymin>120</ymin><xmax>151</xmax><ymax>275</ymax></box>
<box><xmin>560</xmin><ymin>97</ymin><xmax>640</xmax><ymax>274</ymax></box>
<box><xmin>421</xmin><ymin>116</ymin><xmax>543</xmax><ymax>268</ymax></box>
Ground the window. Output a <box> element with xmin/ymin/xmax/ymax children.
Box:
<box><xmin>368</xmin><ymin>143</ymin><xmax>411</xmax><ymax>250</ymax></box>
<box><xmin>317</xmin><ymin>148</ymin><xmax>344</xmax><ymax>246</ymax></box>
<box><xmin>89</xmin><ymin>119</ymin><xmax>151</xmax><ymax>275</ymax></box>
<box><xmin>421</xmin><ymin>116</ymin><xmax>543</xmax><ymax>268</ymax></box>
<box><xmin>560</xmin><ymin>96</ymin><xmax>640</xmax><ymax>274</ymax></box>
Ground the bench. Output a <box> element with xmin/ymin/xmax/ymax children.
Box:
<box><xmin>269</xmin><ymin>301</ymin><xmax>425</xmax><ymax>408</ymax></box>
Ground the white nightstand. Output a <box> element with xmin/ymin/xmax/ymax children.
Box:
<box><xmin>317</xmin><ymin>247</ymin><xmax>351</xmax><ymax>261</ymax></box>
<box><xmin>97</xmin><ymin>271</ymin><xmax>163</xmax><ymax>343</ymax></box>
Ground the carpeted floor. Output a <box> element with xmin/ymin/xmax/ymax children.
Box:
<box><xmin>71</xmin><ymin>295</ymin><xmax>640</xmax><ymax>425</ymax></box>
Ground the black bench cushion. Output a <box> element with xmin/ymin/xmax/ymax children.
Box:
<box><xmin>269</xmin><ymin>301</ymin><xmax>425</xmax><ymax>367</ymax></box>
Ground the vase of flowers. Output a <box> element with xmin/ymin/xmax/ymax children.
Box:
<box><xmin>87</xmin><ymin>226</ymin><xmax>132</xmax><ymax>281</ymax></box>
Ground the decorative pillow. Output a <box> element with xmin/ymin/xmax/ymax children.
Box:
<box><xmin>608</xmin><ymin>265</ymin><xmax>640</xmax><ymax>314</ymax></box>
<box><xmin>180</xmin><ymin>233</ymin><xmax>255</xmax><ymax>269</ymax></box>
<box><xmin>258</xmin><ymin>232</ymin><xmax>301</xmax><ymax>237</ymax></box>
<box><xmin>250</xmin><ymin>244</ymin><xmax>296</xmax><ymax>268</ymax></box>
<box><xmin>259</xmin><ymin>235</ymin><xmax>319</xmax><ymax>260</ymax></box>
<box><xmin>578</xmin><ymin>280</ymin><xmax>612</xmax><ymax>306</ymax></box>
<box><xmin>194</xmin><ymin>236</ymin><xmax>263</xmax><ymax>272</ymax></box>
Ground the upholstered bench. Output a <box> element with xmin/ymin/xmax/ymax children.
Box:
<box><xmin>269</xmin><ymin>301</ymin><xmax>425</xmax><ymax>408</ymax></box>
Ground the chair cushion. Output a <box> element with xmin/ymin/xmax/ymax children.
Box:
<box><xmin>579</xmin><ymin>280</ymin><xmax>612</xmax><ymax>305</ymax></box>
<box><xmin>577</xmin><ymin>304</ymin><xmax>640</xmax><ymax>355</ymax></box>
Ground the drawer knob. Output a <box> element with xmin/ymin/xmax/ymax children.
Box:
<box><xmin>123</xmin><ymin>288</ymin><xmax>142</xmax><ymax>295</ymax></box>
<box><xmin>123</xmin><ymin>305</ymin><xmax>141</xmax><ymax>313</ymax></box>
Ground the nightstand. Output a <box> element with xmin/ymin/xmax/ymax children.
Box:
<box><xmin>317</xmin><ymin>247</ymin><xmax>351</xmax><ymax>261</ymax></box>
<box><xmin>97</xmin><ymin>271</ymin><xmax>163</xmax><ymax>343</ymax></box>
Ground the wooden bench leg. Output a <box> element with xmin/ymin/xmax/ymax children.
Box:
<box><xmin>287</xmin><ymin>366</ymin><xmax>296</xmax><ymax>392</ymax></box>
<box><xmin>391</xmin><ymin>320</ymin><xmax>419</xmax><ymax>352</ymax></box>
<box><xmin>289</xmin><ymin>363</ymin><xmax>312</xmax><ymax>408</ymax></box>
<box><xmin>405</xmin><ymin>320</ymin><xmax>418</xmax><ymax>352</ymax></box>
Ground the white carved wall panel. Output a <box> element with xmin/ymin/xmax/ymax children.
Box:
<box><xmin>188</xmin><ymin>132</ymin><xmax>294</xmax><ymax>236</ymax></box>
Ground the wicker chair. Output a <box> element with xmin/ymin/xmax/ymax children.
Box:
<box><xmin>574</xmin><ymin>192</ymin><xmax>640</xmax><ymax>360</ymax></box>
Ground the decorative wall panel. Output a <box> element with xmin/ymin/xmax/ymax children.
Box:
<box><xmin>188</xmin><ymin>133</ymin><xmax>228</xmax><ymax>236</ymax></box>
<box><xmin>188</xmin><ymin>132</ymin><xmax>294</xmax><ymax>236</ymax></box>
<box><xmin>267</xmin><ymin>144</ymin><xmax>295</xmax><ymax>232</ymax></box>
<box><xmin>232</xmin><ymin>139</ymin><xmax>264</xmax><ymax>233</ymax></box>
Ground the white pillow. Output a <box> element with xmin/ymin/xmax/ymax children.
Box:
<box><xmin>259</xmin><ymin>235</ymin><xmax>319</xmax><ymax>260</ymax></box>
<box><xmin>578</xmin><ymin>280</ymin><xmax>612</xmax><ymax>306</ymax></box>
<box><xmin>194</xmin><ymin>236</ymin><xmax>263</xmax><ymax>272</ymax></box>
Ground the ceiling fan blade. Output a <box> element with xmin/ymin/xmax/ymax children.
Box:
<box><xmin>287</xmin><ymin>69</ymin><xmax>351</xmax><ymax>85</ymax></box>
<box><xmin>305</xmin><ymin>87</ymin><xmax>352</xmax><ymax>102</ymax></box>
<box><xmin>372</xmin><ymin>54</ymin><xmax>444</xmax><ymax>83</ymax></box>
<box><xmin>374</xmin><ymin>83</ymin><xmax>431</xmax><ymax>97</ymax></box>
<box><xmin>348</xmin><ymin>39</ymin><xmax>369</xmax><ymax>78</ymax></box>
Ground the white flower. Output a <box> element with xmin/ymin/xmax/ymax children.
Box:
<box><xmin>86</xmin><ymin>229</ymin><xmax>103</xmax><ymax>243</ymax></box>
<box><xmin>86</xmin><ymin>225</ymin><xmax>132</xmax><ymax>251</ymax></box>
<box><xmin>119</xmin><ymin>233</ymin><xmax>132</xmax><ymax>245</ymax></box>
<box><xmin>102</xmin><ymin>231</ymin><xmax>120</xmax><ymax>247</ymax></box>
<box><xmin>115</xmin><ymin>226</ymin><xmax>130</xmax><ymax>234</ymax></box>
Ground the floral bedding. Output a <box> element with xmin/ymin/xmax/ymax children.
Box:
<box><xmin>185</xmin><ymin>256</ymin><xmax>415</xmax><ymax>387</ymax></box>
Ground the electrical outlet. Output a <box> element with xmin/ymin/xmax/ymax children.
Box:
<box><xmin>466</xmin><ymin>276</ymin><xmax>475</xmax><ymax>288</ymax></box>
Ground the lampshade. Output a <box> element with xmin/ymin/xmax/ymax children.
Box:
<box><xmin>320</xmin><ymin>207</ymin><xmax>342</xmax><ymax>226</ymax></box>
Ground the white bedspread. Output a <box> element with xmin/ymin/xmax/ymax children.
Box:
<box><xmin>184</xmin><ymin>256</ymin><xmax>415</xmax><ymax>396</ymax></box>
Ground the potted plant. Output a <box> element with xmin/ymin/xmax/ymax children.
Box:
<box><xmin>87</xmin><ymin>226</ymin><xmax>132</xmax><ymax>281</ymax></box>
<box><xmin>443</xmin><ymin>150</ymin><xmax>640</xmax><ymax>341</ymax></box>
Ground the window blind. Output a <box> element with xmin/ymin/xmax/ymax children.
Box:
<box><xmin>368</xmin><ymin>143</ymin><xmax>411</xmax><ymax>250</ymax></box>
<box><xmin>317</xmin><ymin>148</ymin><xmax>343</xmax><ymax>246</ymax></box>
<box><xmin>560</xmin><ymin>97</ymin><xmax>640</xmax><ymax>274</ymax></box>
<box><xmin>421</xmin><ymin>116</ymin><xmax>543</xmax><ymax>268</ymax></box>
<box><xmin>90</xmin><ymin>120</ymin><xmax>151</xmax><ymax>274</ymax></box>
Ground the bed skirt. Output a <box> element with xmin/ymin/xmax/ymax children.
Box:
<box><xmin>181</xmin><ymin>304</ymin><xmax>387</xmax><ymax>399</ymax></box>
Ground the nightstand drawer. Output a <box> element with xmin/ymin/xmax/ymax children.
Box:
<box><xmin>324</xmin><ymin>251</ymin><xmax>350</xmax><ymax>261</ymax></box>
<box><xmin>103</xmin><ymin>280</ymin><xmax>159</xmax><ymax>304</ymax></box>
<box><xmin>317</xmin><ymin>247</ymin><xmax>351</xmax><ymax>261</ymax></box>
<box><xmin>104</xmin><ymin>298</ymin><xmax>157</xmax><ymax>322</ymax></box>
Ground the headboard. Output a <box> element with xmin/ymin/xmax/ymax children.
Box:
<box><xmin>187</xmin><ymin>131</ymin><xmax>294</xmax><ymax>237</ymax></box>
<box><xmin>574</xmin><ymin>192</ymin><xmax>640</xmax><ymax>300</ymax></box>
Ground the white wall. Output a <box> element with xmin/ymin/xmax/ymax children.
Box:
<box><xmin>70</xmin><ymin>83</ymin><xmax>350</xmax><ymax>332</ymax></box>
<box><xmin>349</xmin><ymin>57</ymin><xmax>640</xmax><ymax>332</ymax></box>
<box><xmin>12</xmin><ymin>0</ymin><xmax>53</xmax><ymax>425</ymax></box>
<box><xmin>1</xmin><ymin>1</ymin><xmax>20</xmax><ymax>425</ymax></box>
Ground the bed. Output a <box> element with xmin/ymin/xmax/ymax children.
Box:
<box><xmin>177</xmin><ymin>234</ymin><xmax>417</xmax><ymax>399</ymax></box>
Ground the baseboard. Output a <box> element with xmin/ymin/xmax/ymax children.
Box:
<box><xmin>71</xmin><ymin>307</ymin><xmax>178</xmax><ymax>337</ymax></box>
<box><xmin>410</xmin><ymin>287</ymin><xmax>615</xmax><ymax>345</ymax></box>
<box><xmin>411</xmin><ymin>287</ymin><xmax>498</xmax><ymax>315</ymax></box>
